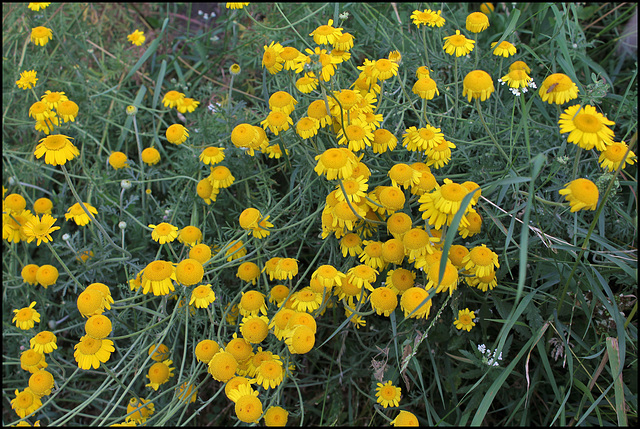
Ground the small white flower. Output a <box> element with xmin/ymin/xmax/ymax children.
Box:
<box><xmin>62</xmin><ymin>233</ymin><xmax>71</xmax><ymax>241</ymax></box>
<box><xmin>121</xmin><ymin>180</ymin><xmax>132</xmax><ymax>190</ymax></box>
<box><xmin>339</xmin><ymin>11</ymin><xmax>350</xmax><ymax>20</ymax></box>
<box><xmin>118</xmin><ymin>221</ymin><xmax>127</xmax><ymax>230</ymax></box>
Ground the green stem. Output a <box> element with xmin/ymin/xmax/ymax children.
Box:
<box><xmin>45</xmin><ymin>241</ymin><xmax>84</xmax><ymax>291</ymax></box>
<box><xmin>132</xmin><ymin>115</ymin><xmax>147</xmax><ymax>225</ymax></box>
<box><xmin>474</xmin><ymin>98</ymin><xmax>510</xmax><ymax>164</ymax></box>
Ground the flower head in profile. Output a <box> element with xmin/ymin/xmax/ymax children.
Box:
<box><xmin>74</xmin><ymin>335</ymin><xmax>115</xmax><ymax>370</ymax></box>
<box><xmin>226</xmin><ymin>2</ymin><xmax>250</xmax><ymax>9</ymax></box>
<box><xmin>190</xmin><ymin>284</ymin><xmax>216</xmax><ymax>308</ymax></box>
<box><xmin>410</xmin><ymin>9</ymin><xmax>445</xmax><ymax>28</ymax></box>
<box><xmin>127</xmin><ymin>30</ymin><xmax>146</xmax><ymax>46</ymax></box>
<box><xmin>149</xmin><ymin>222</ymin><xmax>179</xmax><ymax>244</ymax></box>
<box><xmin>310</xmin><ymin>19</ymin><xmax>343</xmax><ymax>45</ymax></box>
<box><xmin>466</xmin><ymin>12</ymin><xmax>489</xmax><ymax>33</ymax></box>
<box><xmin>31</xmin><ymin>26</ymin><xmax>53</xmax><ymax>46</ymax></box>
<box><xmin>28</xmin><ymin>3</ymin><xmax>51</xmax><ymax>11</ymax></box>
<box><xmin>65</xmin><ymin>202</ymin><xmax>98</xmax><ymax>226</ymax></box>
<box><xmin>558</xmin><ymin>178</ymin><xmax>599</xmax><ymax>212</ymax></box>
<box><xmin>539</xmin><ymin>73</ymin><xmax>579</xmax><ymax>105</ymax></box>
<box><xmin>16</xmin><ymin>70</ymin><xmax>38</xmax><ymax>90</ymax></box>
<box><xmin>463</xmin><ymin>70</ymin><xmax>494</xmax><ymax>102</ymax></box>
<box><xmin>491</xmin><ymin>41</ymin><xmax>516</xmax><ymax>57</ymax></box>
<box><xmin>454</xmin><ymin>308</ymin><xmax>476</xmax><ymax>331</ymax></box>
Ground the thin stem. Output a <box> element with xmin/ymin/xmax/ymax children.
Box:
<box><xmin>474</xmin><ymin>98</ymin><xmax>510</xmax><ymax>164</ymax></box>
<box><xmin>132</xmin><ymin>114</ymin><xmax>147</xmax><ymax>225</ymax></box>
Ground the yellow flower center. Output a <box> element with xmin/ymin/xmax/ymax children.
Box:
<box><xmin>380</xmin><ymin>386</ymin><xmax>397</xmax><ymax>399</ymax></box>
<box><xmin>22</xmin><ymin>349</ymin><xmax>41</xmax><ymax>365</ymax></box>
<box><xmin>155</xmin><ymin>223</ymin><xmax>174</xmax><ymax>236</ymax></box>
<box><xmin>459</xmin><ymin>313</ymin><xmax>473</xmax><ymax>324</ymax></box>
<box><xmin>144</xmin><ymin>261</ymin><xmax>173</xmax><ymax>281</ymax></box>
<box><xmin>337</xmin><ymin>90</ymin><xmax>358</xmax><ymax>108</ymax></box>
<box><xmin>42</xmin><ymin>135</ymin><xmax>69</xmax><ymax>150</ymax></box>
<box><xmin>16</xmin><ymin>391</ymin><xmax>34</xmax><ymax>408</ymax></box>
<box><xmin>263</xmin><ymin>50</ymin><xmax>277</xmax><ymax>67</ymax></box>
<box><xmin>570</xmin><ymin>180</ymin><xmax>599</xmax><ymax>204</ymax></box>
<box><xmin>211</xmin><ymin>166</ymin><xmax>231</xmax><ymax>180</ymax></box>
<box><xmin>320</xmin><ymin>148</ymin><xmax>348</xmax><ymax>168</ymax></box>
<box><xmin>470</xmin><ymin>247</ymin><xmax>493</xmax><ymax>266</ymax></box>
<box><xmin>440</xmin><ymin>183</ymin><xmax>466</xmax><ymax>202</ymax></box>
<box><xmin>448</xmin><ymin>34</ymin><xmax>467</xmax><ymax>47</ymax></box>
<box><xmin>241</xmin><ymin>291</ymin><xmax>265</xmax><ymax>311</ymax></box>
<box><xmin>391</xmin><ymin>269</ymin><xmax>414</xmax><ymax>290</ymax></box>
<box><xmin>58</xmin><ymin>100</ymin><xmax>78</xmax><ymax>116</ymax></box>
<box><xmin>32</xmin><ymin>27</ymin><xmax>49</xmax><ymax>38</ymax></box>
<box><xmin>573</xmin><ymin>113</ymin><xmax>602</xmax><ymax>133</ymax></box>
<box><xmin>280</xmin><ymin>46</ymin><xmax>300</xmax><ymax>60</ymax></box>
<box><xmin>403</xmin><ymin>229</ymin><xmax>429</xmax><ymax>249</ymax></box>
<box><xmin>193</xmin><ymin>285</ymin><xmax>212</xmax><ymax>298</ymax></box>
<box><xmin>270</xmin><ymin>91</ymin><xmax>293</xmax><ymax>108</ymax></box>
<box><xmin>267</xmin><ymin>111</ymin><xmax>288</xmax><ymax>126</ymax></box>
<box><xmin>148</xmin><ymin>362</ymin><xmax>170</xmax><ymax>383</ymax></box>
<box><xmin>78</xmin><ymin>336</ymin><xmax>102</xmax><ymax>354</ymax></box>
<box><xmin>375</xmin><ymin>59</ymin><xmax>393</xmax><ymax>72</ymax></box>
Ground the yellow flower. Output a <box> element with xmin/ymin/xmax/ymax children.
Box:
<box><xmin>539</xmin><ymin>73</ymin><xmax>579</xmax><ymax>105</ymax></box>
<box><xmin>29</xmin><ymin>368</ymin><xmax>55</xmax><ymax>396</ymax></box>
<box><xmin>127</xmin><ymin>30</ymin><xmax>146</xmax><ymax>46</ymax></box>
<box><xmin>558</xmin><ymin>178</ymin><xmax>599</xmax><ymax>212</ymax></box>
<box><xmin>310</xmin><ymin>19</ymin><xmax>343</xmax><ymax>45</ymax></box>
<box><xmin>141</xmin><ymin>260</ymin><xmax>177</xmax><ymax>296</ymax></box>
<box><xmin>189</xmin><ymin>284</ymin><xmax>216</xmax><ymax>308</ymax></box>
<box><xmin>146</xmin><ymin>359</ymin><xmax>175</xmax><ymax>390</ymax></box>
<box><xmin>500</xmin><ymin>68</ymin><xmax>532</xmax><ymax>89</ymax></box>
<box><xmin>126</xmin><ymin>397</ymin><xmax>155</xmax><ymax>424</ymax></box>
<box><xmin>177</xmin><ymin>97</ymin><xmax>200</xmax><ymax>113</ymax></box>
<box><xmin>41</xmin><ymin>90</ymin><xmax>68</xmax><ymax>110</ymax></box>
<box><xmin>65</xmin><ymin>202</ymin><xmax>98</xmax><ymax>226</ymax></box>
<box><xmin>57</xmin><ymin>100</ymin><xmax>79</xmax><ymax>122</ymax></box>
<box><xmin>443</xmin><ymin>30</ymin><xmax>475</xmax><ymax>57</ymax></box>
<box><xmin>598</xmin><ymin>141</ymin><xmax>636</xmax><ymax>172</ymax></box>
<box><xmin>28</xmin><ymin>3</ymin><xmax>51</xmax><ymax>11</ymax></box>
<box><xmin>199</xmin><ymin>146</ymin><xmax>225</xmax><ymax>165</ymax></box>
<box><xmin>31</xmin><ymin>26</ymin><xmax>53</xmax><ymax>46</ymax></box>
<box><xmin>239</xmin><ymin>315</ymin><xmax>270</xmax><ymax>343</ymax></box>
<box><xmin>371</xmin><ymin>58</ymin><xmax>399</xmax><ymax>81</ymax></box>
<box><xmin>262</xmin><ymin>41</ymin><xmax>285</xmax><ymax>74</ymax></box>
<box><xmin>558</xmin><ymin>104</ymin><xmax>615</xmax><ymax>151</ymax></box>
<box><xmin>166</xmin><ymin>124</ymin><xmax>189</xmax><ymax>144</ymax></box>
<box><xmin>491</xmin><ymin>40</ymin><xmax>517</xmax><ymax>57</ymax></box>
<box><xmin>22</xmin><ymin>214</ymin><xmax>60</xmax><ymax>246</ymax></box>
<box><xmin>263</xmin><ymin>406</ymin><xmax>289</xmax><ymax>427</ymax></box>
<box><xmin>16</xmin><ymin>70</ymin><xmax>38</xmax><ymax>90</ymax></box>
<box><xmin>261</xmin><ymin>111</ymin><xmax>293</xmax><ymax>136</ymax></box>
<box><xmin>29</xmin><ymin>101</ymin><xmax>53</xmax><ymax>122</ymax></box>
<box><xmin>226</xmin><ymin>2</ymin><xmax>250</xmax><ymax>9</ymax></box>
<box><xmin>74</xmin><ymin>335</ymin><xmax>115</xmax><ymax>370</ymax></box>
<box><xmin>32</xmin><ymin>197</ymin><xmax>52</xmax><ymax>215</ymax></box>
<box><xmin>370</xmin><ymin>287</ymin><xmax>398</xmax><ymax>316</ymax></box>
<box><xmin>466</xmin><ymin>12</ymin><xmax>490</xmax><ymax>33</ymax></box>
<box><xmin>141</xmin><ymin>147</ymin><xmax>161</xmax><ymax>165</ymax></box>
<box><xmin>36</xmin><ymin>264</ymin><xmax>58</xmax><ymax>288</ymax></box>
<box><xmin>400</xmin><ymin>287</ymin><xmax>432</xmax><ymax>319</ymax></box>
<box><xmin>229</xmin><ymin>63</ymin><xmax>242</xmax><ymax>75</ymax></box>
<box><xmin>314</xmin><ymin>147</ymin><xmax>357</xmax><ymax>180</ymax></box>
<box><xmin>376</xmin><ymin>380</ymin><xmax>402</xmax><ymax>408</ymax></box>
<box><xmin>463</xmin><ymin>70</ymin><xmax>494</xmax><ymax>102</ymax></box>
<box><xmin>195</xmin><ymin>339</ymin><xmax>220</xmax><ymax>363</ymax></box>
<box><xmin>295</xmin><ymin>72</ymin><xmax>319</xmax><ymax>93</ymax></box>
<box><xmin>149</xmin><ymin>222</ymin><xmax>178</xmax><ymax>244</ymax></box>
<box><xmin>425</xmin><ymin>259</ymin><xmax>459</xmax><ymax>295</ymax></box>
<box><xmin>385</xmin><ymin>268</ymin><xmax>416</xmax><ymax>295</ymax></box>
<box><xmin>391</xmin><ymin>410</ymin><xmax>419</xmax><ymax>426</ymax></box>
<box><xmin>108</xmin><ymin>151</ymin><xmax>129</xmax><ymax>169</ymax></box>
<box><xmin>462</xmin><ymin>244</ymin><xmax>500</xmax><ymax>278</ymax></box>
<box><xmin>33</xmin><ymin>134</ymin><xmax>79</xmax><ymax>166</ymax></box>
<box><xmin>454</xmin><ymin>308</ymin><xmax>476</xmax><ymax>331</ymax></box>
<box><xmin>162</xmin><ymin>90</ymin><xmax>185</xmax><ymax>108</ymax></box>
<box><xmin>13</xmin><ymin>301</ymin><xmax>40</xmax><ymax>330</ymax></box>
<box><xmin>413</xmin><ymin>76</ymin><xmax>439</xmax><ymax>100</ymax></box>
<box><xmin>208</xmin><ymin>165</ymin><xmax>235</xmax><ymax>189</ymax></box>
<box><xmin>268</xmin><ymin>91</ymin><xmax>297</xmax><ymax>115</ymax></box>
<box><xmin>11</xmin><ymin>388</ymin><xmax>42</xmax><ymax>418</ymax></box>
<box><xmin>296</xmin><ymin>116</ymin><xmax>320</xmax><ymax>139</ymax></box>
<box><xmin>410</xmin><ymin>9</ymin><xmax>446</xmax><ymax>28</ymax></box>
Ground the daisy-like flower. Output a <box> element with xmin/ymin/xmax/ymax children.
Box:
<box><xmin>454</xmin><ymin>308</ymin><xmax>476</xmax><ymax>331</ymax></box>
<box><xmin>500</xmin><ymin>68</ymin><xmax>532</xmax><ymax>89</ymax></box>
<box><xmin>239</xmin><ymin>315</ymin><xmax>270</xmax><ymax>343</ymax></box>
<box><xmin>410</xmin><ymin>9</ymin><xmax>446</xmax><ymax>28</ymax></box>
<box><xmin>279</xmin><ymin>46</ymin><xmax>305</xmax><ymax>71</ymax></box>
<box><xmin>85</xmin><ymin>314</ymin><xmax>113</xmax><ymax>340</ymax></box>
<box><xmin>261</xmin><ymin>111</ymin><xmax>293</xmax><ymax>136</ymax></box>
<box><xmin>208</xmin><ymin>165</ymin><xmax>235</xmax><ymax>189</ymax></box>
<box><xmin>233</xmin><ymin>390</ymin><xmax>263</xmax><ymax>424</ymax></box>
<box><xmin>199</xmin><ymin>146</ymin><xmax>225</xmax><ymax>165</ymax></box>
<box><xmin>264</xmin><ymin>406</ymin><xmax>289</xmax><ymax>427</ymax></box>
<box><xmin>599</xmin><ymin>141</ymin><xmax>636</xmax><ymax>172</ymax></box>
<box><xmin>419</xmin><ymin>178</ymin><xmax>474</xmax><ymax>230</ymax></box>
<box><xmin>237</xmin><ymin>261</ymin><xmax>261</xmax><ymax>284</ymax></box>
<box><xmin>140</xmin><ymin>147</ymin><xmax>161</xmax><ymax>165</ymax></box>
<box><xmin>22</xmin><ymin>214</ymin><xmax>60</xmax><ymax>246</ymax></box>
<box><xmin>108</xmin><ymin>151</ymin><xmax>129</xmax><ymax>169</ymax></box>
<box><xmin>74</xmin><ymin>335</ymin><xmax>115</xmax><ymax>370</ymax></box>
<box><xmin>31</xmin><ymin>26</ymin><xmax>53</xmax><ymax>46</ymax></box>
<box><xmin>337</xmin><ymin>121</ymin><xmax>374</xmax><ymax>152</ymax></box>
<box><xmin>126</xmin><ymin>397</ymin><xmax>155</xmax><ymax>424</ymax></box>
<box><xmin>466</xmin><ymin>12</ymin><xmax>489</xmax><ymax>33</ymax></box>
<box><xmin>189</xmin><ymin>284</ymin><xmax>216</xmax><ymax>308</ymax></box>
<box><xmin>226</xmin><ymin>2</ymin><xmax>250</xmax><ymax>9</ymax></box>
<box><xmin>285</xmin><ymin>325</ymin><xmax>315</xmax><ymax>354</ymax></box>
<box><xmin>381</xmin><ymin>238</ymin><xmax>405</xmax><ymax>265</ymax></box>
<box><xmin>558</xmin><ymin>178</ymin><xmax>599</xmax><ymax>212</ymax></box>
<box><xmin>146</xmin><ymin>359</ymin><xmax>175</xmax><ymax>390</ymax></box>
<box><xmin>29</xmin><ymin>368</ymin><xmax>55</xmax><ymax>397</ymax></box>
<box><xmin>176</xmin><ymin>382</ymin><xmax>198</xmax><ymax>404</ymax></box>
<box><xmin>13</xmin><ymin>301</ymin><xmax>40</xmax><ymax>330</ymax></box>
<box><xmin>127</xmin><ymin>29</ymin><xmax>145</xmax><ymax>46</ymax></box>
<box><xmin>371</xmin><ymin>58</ymin><xmax>399</xmax><ymax>81</ymax></box>
<box><xmin>21</xmin><ymin>264</ymin><xmax>40</xmax><ymax>285</ymax></box>
<box><xmin>274</xmin><ymin>258</ymin><xmax>298</xmax><ymax>280</ymax></box>
<box><xmin>291</xmin><ymin>287</ymin><xmax>323</xmax><ymax>313</ymax></box>
<box><xmin>177</xmin><ymin>97</ymin><xmax>199</xmax><ymax>114</ymax></box>
<box><xmin>346</xmin><ymin>264</ymin><xmax>378</xmax><ymax>292</ymax></box>
<box><xmin>315</xmin><ymin>147</ymin><xmax>358</xmax><ymax>180</ymax></box>
<box><xmin>57</xmin><ymin>100</ymin><xmax>79</xmax><ymax>122</ymax></box>
<box><xmin>335</xmin><ymin>176</ymin><xmax>368</xmax><ymax>204</ymax></box>
<box><xmin>41</xmin><ymin>90</ymin><xmax>68</xmax><ymax>109</ymax></box>
<box><xmin>333</xmin><ymin>32</ymin><xmax>355</xmax><ymax>51</ymax></box>
<box><xmin>459</xmin><ymin>210</ymin><xmax>482</xmax><ymax>238</ymax></box>
<box><xmin>34</xmin><ymin>134</ymin><xmax>79</xmax><ymax>166</ymax></box>
<box><xmin>539</xmin><ymin>73</ymin><xmax>579</xmax><ymax>105</ymax></box>
<box><xmin>413</xmin><ymin>76</ymin><xmax>439</xmax><ymax>100</ymax></box>
<box><xmin>388</xmin><ymin>163</ymin><xmax>421</xmax><ymax>189</ymax></box>
<box><xmin>310</xmin><ymin>19</ymin><xmax>342</xmax><ymax>45</ymax></box>
<box><xmin>305</xmin><ymin>46</ymin><xmax>341</xmax><ymax>82</ymax></box>
<box><xmin>425</xmin><ymin>259</ymin><xmax>459</xmax><ymax>296</ymax></box>
<box><xmin>400</xmin><ymin>287</ymin><xmax>432</xmax><ymax>319</ymax></box>
<box><xmin>34</xmin><ymin>114</ymin><xmax>58</xmax><ymax>135</ymax></box>
<box><xmin>340</xmin><ymin>232</ymin><xmax>363</xmax><ymax>257</ymax></box>
<box><xmin>162</xmin><ymin>90</ymin><xmax>185</xmax><ymax>108</ymax></box>
<box><xmin>262</xmin><ymin>41</ymin><xmax>285</xmax><ymax>74</ymax></box>
<box><xmin>149</xmin><ymin>222</ymin><xmax>178</xmax><ymax>244</ymax></box>
<box><xmin>296</xmin><ymin>72</ymin><xmax>319</xmax><ymax>94</ymax></box>
<box><xmin>466</xmin><ymin>270</ymin><xmax>498</xmax><ymax>292</ymax></box>
<box><xmin>370</xmin><ymin>287</ymin><xmax>398</xmax><ymax>316</ymax></box>
<box><xmin>386</xmin><ymin>268</ymin><xmax>416</xmax><ymax>295</ymax></box>
<box><xmin>225</xmin><ymin>334</ymin><xmax>254</xmax><ymax>364</ymax></box>
<box><xmin>195</xmin><ymin>339</ymin><xmax>220</xmax><ymax>364</ymax></box>
<box><xmin>376</xmin><ymin>381</ymin><xmax>402</xmax><ymax>408</ymax></box>
<box><xmin>30</xmin><ymin>331</ymin><xmax>57</xmax><ymax>355</ymax></box>
<box><xmin>65</xmin><ymin>202</ymin><xmax>98</xmax><ymax>226</ymax></box>
<box><xmin>491</xmin><ymin>40</ymin><xmax>516</xmax><ymax>57</ymax></box>
<box><xmin>225</xmin><ymin>239</ymin><xmax>247</xmax><ymax>261</ymax></box>
<box><xmin>175</xmin><ymin>258</ymin><xmax>204</xmax><ymax>286</ymax></box>
<box><xmin>77</xmin><ymin>288</ymin><xmax>105</xmax><ymax>318</ymax></box>
<box><xmin>28</xmin><ymin>3</ymin><xmax>51</xmax><ymax>11</ymax></box>
<box><xmin>463</xmin><ymin>70</ymin><xmax>494</xmax><ymax>102</ymax></box>
<box><xmin>269</xmin><ymin>91</ymin><xmax>297</xmax><ymax>115</ymax></box>
<box><xmin>359</xmin><ymin>240</ymin><xmax>386</xmax><ymax>271</ymax></box>
<box><xmin>11</xmin><ymin>388</ymin><xmax>42</xmax><ymax>418</ymax></box>
<box><xmin>426</xmin><ymin>139</ymin><xmax>457</xmax><ymax>169</ymax></box>
<box><xmin>141</xmin><ymin>260</ymin><xmax>177</xmax><ymax>296</ymax></box>
<box><xmin>307</xmin><ymin>99</ymin><xmax>332</xmax><ymax>128</ymax></box>
<box><xmin>21</xmin><ymin>349</ymin><xmax>47</xmax><ymax>373</ymax></box>
<box><xmin>296</xmin><ymin>116</ymin><xmax>320</xmax><ymax>139</ymax></box>
<box><xmin>402</xmin><ymin>125</ymin><xmax>445</xmax><ymax>152</ymax></box>
<box><xmin>166</xmin><ymin>124</ymin><xmax>189</xmax><ymax>145</ymax></box>
<box><xmin>462</xmin><ymin>244</ymin><xmax>500</xmax><ymax>278</ymax></box>
<box><xmin>443</xmin><ymin>30</ymin><xmax>475</xmax><ymax>57</ymax></box>
<box><xmin>16</xmin><ymin>70</ymin><xmax>38</xmax><ymax>90</ymax></box>
<box><xmin>29</xmin><ymin>101</ymin><xmax>53</xmax><ymax>122</ymax></box>
<box><xmin>371</xmin><ymin>128</ymin><xmax>397</xmax><ymax>154</ymax></box>
<box><xmin>558</xmin><ymin>104</ymin><xmax>615</xmax><ymax>151</ymax></box>
<box><xmin>238</xmin><ymin>290</ymin><xmax>267</xmax><ymax>317</ymax></box>
<box><xmin>391</xmin><ymin>410</ymin><xmax>419</xmax><ymax>426</ymax></box>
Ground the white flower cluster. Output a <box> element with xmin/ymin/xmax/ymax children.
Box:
<box><xmin>497</xmin><ymin>78</ymin><xmax>538</xmax><ymax>97</ymax></box>
<box><xmin>477</xmin><ymin>344</ymin><xmax>503</xmax><ymax>367</ymax></box>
